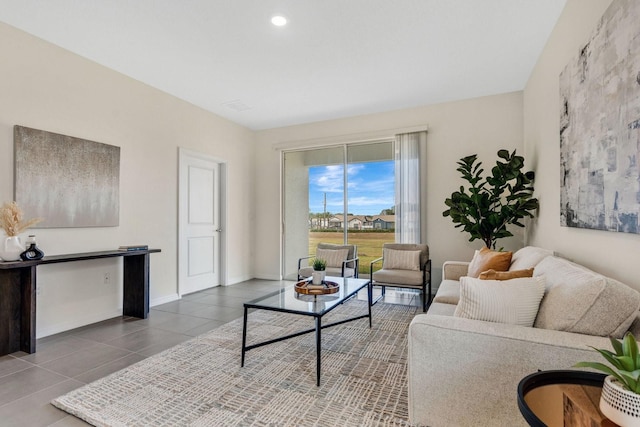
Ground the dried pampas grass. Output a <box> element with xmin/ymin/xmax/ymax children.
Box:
<box><xmin>0</xmin><ymin>201</ymin><xmax>42</xmax><ymax>237</ymax></box>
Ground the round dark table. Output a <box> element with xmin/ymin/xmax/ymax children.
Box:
<box><xmin>518</xmin><ymin>370</ymin><xmax>618</xmax><ymax>426</ymax></box>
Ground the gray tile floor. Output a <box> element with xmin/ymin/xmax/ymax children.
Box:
<box><xmin>0</xmin><ymin>279</ymin><xmax>422</xmax><ymax>427</ymax></box>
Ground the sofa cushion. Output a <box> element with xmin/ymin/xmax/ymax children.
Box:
<box><xmin>479</xmin><ymin>268</ymin><xmax>534</xmax><ymax>280</ymax></box>
<box><xmin>533</xmin><ymin>256</ymin><xmax>640</xmax><ymax>338</ymax></box>
<box><xmin>509</xmin><ymin>246</ymin><xmax>553</xmax><ymax>271</ymax></box>
<box><xmin>383</xmin><ymin>248</ymin><xmax>420</xmax><ymax>271</ymax></box>
<box><xmin>432</xmin><ymin>279</ymin><xmax>460</xmax><ymax>305</ymax></box>
<box><xmin>454</xmin><ymin>276</ymin><xmax>546</xmax><ymax>327</ymax></box>
<box><xmin>316</xmin><ymin>248</ymin><xmax>349</xmax><ymax>268</ymax></box>
<box><xmin>467</xmin><ymin>247</ymin><xmax>512</xmax><ymax>278</ymax></box>
<box><xmin>373</xmin><ymin>268</ymin><xmax>423</xmax><ymax>286</ymax></box>
<box><xmin>426</xmin><ymin>302</ymin><xmax>457</xmax><ymax>316</ymax></box>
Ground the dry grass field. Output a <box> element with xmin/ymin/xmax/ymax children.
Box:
<box><xmin>308</xmin><ymin>231</ymin><xmax>394</xmax><ymax>275</ymax></box>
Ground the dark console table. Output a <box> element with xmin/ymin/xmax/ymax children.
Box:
<box><xmin>0</xmin><ymin>248</ymin><xmax>161</xmax><ymax>356</ymax></box>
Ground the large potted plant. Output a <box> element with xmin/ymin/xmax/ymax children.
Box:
<box><xmin>575</xmin><ymin>332</ymin><xmax>640</xmax><ymax>426</ymax></box>
<box><xmin>442</xmin><ymin>149</ymin><xmax>539</xmax><ymax>249</ymax></box>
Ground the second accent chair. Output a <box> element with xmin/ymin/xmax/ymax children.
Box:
<box><xmin>370</xmin><ymin>243</ymin><xmax>431</xmax><ymax>312</ymax></box>
<box><xmin>298</xmin><ymin>243</ymin><xmax>359</xmax><ymax>280</ymax></box>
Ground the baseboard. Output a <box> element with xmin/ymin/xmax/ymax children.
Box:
<box><xmin>226</xmin><ymin>274</ymin><xmax>254</xmax><ymax>285</ymax></box>
<box><xmin>150</xmin><ymin>293</ymin><xmax>180</xmax><ymax>307</ymax></box>
<box><xmin>251</xmin><ymin>273</ymin><xmax>282</xmax><ymax>281</ymax></box>
<box><xmin>37</xmin><ymin>308</ymin><xmax>123</xmax><ymax>339</ymax></box>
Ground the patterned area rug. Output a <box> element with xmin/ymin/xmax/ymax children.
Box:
<box><xmin>52</xmin><ymin>300</ymin><xmax>418</xmax><ymax>426</ymax></box>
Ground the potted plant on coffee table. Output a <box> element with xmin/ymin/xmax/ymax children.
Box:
<box><xmin>311</xmin><ymin>258</ymin><xmax>327</xmax><ymax>285</ymax></box>
<box><xmin>574</xmin><ymin>332</ymin><xmax>640</xmax><ymax>426</ymax></box>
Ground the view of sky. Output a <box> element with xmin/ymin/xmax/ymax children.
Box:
<box><xmin>308</xmin><ymin>161</ymin><xmax>394</xmax><ymax>216</ymax></box>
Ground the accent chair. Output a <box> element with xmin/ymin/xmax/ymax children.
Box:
<box><xmin>370</xmin><ymin>243</ymin><xmax>431</xmax><ymax>311</ymax></box>
<box><xmin>298</xmin><ymin>243</ymin><xmax>359</xmax><ymax>280</ymax></box>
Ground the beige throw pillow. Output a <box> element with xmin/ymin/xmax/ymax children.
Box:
<box><xmin>509</xmin><ymin>246</ymin><xmax>553</xmax><ymax>271</ymax></box>
<box><xmin>454</xmin><ymin>276</ymin><xmax>546</xmax><ymax>327</ymax></box>
<box><xmin>315</xmin><ymin>248</ymin><xmax>349</xmax><ymax>268</ymax></box>
<box><xmin>467</xmin><ymin>247</ymin><xmax>512</xmax><ymax>278</ymax></box>
<box><xmin>479</xmin><ymin>268</ymin><xmax>534</xmax><ymax>280</ymax></box>
<box><xmin>383</xmin><ymin>248</ymin><xmax>421</xmax><ymax>271</ymax></box>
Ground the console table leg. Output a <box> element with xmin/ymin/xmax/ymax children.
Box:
<box><xmin>21</xmin><ymin>266</ymin><xmax>36</xmax><ymax>353</ymax></box>
<box><xmin>0</xmin><ymin>266</ymin><xmax>36</xmax><ymax>355</ymax></box>
<box><xmin>123</xmin><ymin>254</ymin><xmax>149</xmax><ymax>319</ymax></box>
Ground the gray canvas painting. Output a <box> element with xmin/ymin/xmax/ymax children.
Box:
<box><xmin>559</xmin><ymin>0</ymin><xmax>640</xmax><ymax>233</ymax></box>
<box><xmin>14</xmin><ymin>126</ymin><xmax>120</xmax><ymax>228</ymax></box>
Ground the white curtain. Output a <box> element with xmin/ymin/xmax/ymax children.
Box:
<box><xmin>395</xmin><ymin>131</ymin><xmax>426</xmax><ymax>243</ymax></box>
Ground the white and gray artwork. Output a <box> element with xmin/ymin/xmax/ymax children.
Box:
<box><xmin>559</xmin><ymin>0</ymin><xmax>640</xmax><ymax>233</ymax></box>
<box><xmin>14</xmin><ymin>126</ymin><xmax>120</xmax><ymax>228</ymax></box>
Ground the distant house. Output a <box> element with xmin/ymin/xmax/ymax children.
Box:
<box><xmin>372</xmin><ymin>215</ymin><xmax>395</xmax><ymax>230</ymax></box>
<box><xmin>347</xmin><ymin>216</ymin><xmax>363</xmax><ymax>229</ymax></box>
<box><xmin>310</xmin><ymin>214</ymin><xmax>394</xmax><ymax>230</ymax></box>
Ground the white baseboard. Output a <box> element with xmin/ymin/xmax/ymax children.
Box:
<box><xmin>226</xmin><ymin>274</ymin><xmax>253</xmax><ymax>285</ymax></box>
<box><xmin>151</xmin><ymin>293</ymin><xmax>180</xmax><ymax>307</ymax></box>
<box><xmin>37</xmin><ymin>308</ymin><xmax>123</xmax><ymax>339</ymax></box>
<box><xmin>252</xmin><ymin>272</ymin><xmax>282</xmax><ymax>281</ymax></box>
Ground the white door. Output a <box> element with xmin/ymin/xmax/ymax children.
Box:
<box><xmin>179</xmin><ymin>149</ymin><xmax>223</xmax><ymax>295</ymax></box>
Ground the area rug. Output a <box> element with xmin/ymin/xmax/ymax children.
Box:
<box><xmin>52</xmin><ymin>300</ymin><xmax>418</xmax><ymax>426</ymax></box>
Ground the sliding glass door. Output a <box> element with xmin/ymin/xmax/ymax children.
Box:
<box><xmin>282</xmin><ymin>141</ymin><xmax>394</xmax><ymax>280</ymax></box>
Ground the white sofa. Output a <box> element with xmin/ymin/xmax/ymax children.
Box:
<box><xmin>407</xmin><ymin>247</ymin><xmax>640</xmax><ymax>427</ymax></box>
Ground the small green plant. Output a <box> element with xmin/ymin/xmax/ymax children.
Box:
<box><xmin>574</xmin><ymin>332</ymin><xmax>640</xmax><ymax>394</ymax></box>
<box><xmin>312</xmin><ymin>258</ymin><xmax>327</xmax><ymax>271</ymax></box>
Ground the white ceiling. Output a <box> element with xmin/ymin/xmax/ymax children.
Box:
<box><xmin>0</xmin><ymin>0</ymin><xmax>567</xmax><ymax>130</ymax></box>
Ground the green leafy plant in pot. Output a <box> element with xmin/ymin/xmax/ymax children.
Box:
<box><xmin>311</xmin><ymin>258</ymin><xmax>327</xmax><ymax>285</ymax></box>
<box><xmin>574</xmin><ymin>332</ymin><xmax>640</xmax><ymax>426</ymax></box>
<box><xmin>442</xmin><ymin>149</ymin><xmax>539</xmax><ymax>249</ymax></box>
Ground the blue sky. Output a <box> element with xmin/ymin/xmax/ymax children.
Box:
<box><xmin>308</xmin><ymin>161</ymin><xmax>394</xmax><ymax>215</ymax></box>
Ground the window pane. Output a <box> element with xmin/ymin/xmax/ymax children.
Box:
<box><xmin>347</xmin><ymin>142</ymin><xmax>395</xmax><ymax>276</ymax></box>
<box><xmin>283</xmin><ymin>141</ymin><xmax>396</xmax><ymax>280</ymax></box>
<box><xmin>283</xmin><ymin>147</ymin><xmax>343</xmax><ymax>280</ymax></box>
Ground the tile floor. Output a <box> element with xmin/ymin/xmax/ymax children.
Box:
<box><xmin>0</xmin><ymin>279</ymin><xmax>422</xmax><ymax>426</ymax></box>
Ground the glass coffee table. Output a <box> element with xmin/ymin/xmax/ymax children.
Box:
<box><xmin>241</xmin><ymin>277</ymin><xmax>371</xmax><ymax>386</ymax></box>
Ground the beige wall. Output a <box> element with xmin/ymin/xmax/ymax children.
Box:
<box><xmin>0</xmin><ymin>22</ymin><xmax>255</xmax><ymax>336</ymax></box>
<box><xmin>255</xmin><ymin>91</ymin><xmax>525</xmax><ymax>284</ymax></box>
<box><xmin>524</xmin><ymin>0</ymin><xmax>640</xmax><ymax>290</ymax></box>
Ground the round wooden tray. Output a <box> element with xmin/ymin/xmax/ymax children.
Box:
<box><xmin>294</xmin><ymin>280</ymin><xmax>340</xmax><ymax>295</ymax></box>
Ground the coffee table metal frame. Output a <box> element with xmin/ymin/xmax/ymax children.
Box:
<box><xmin>241</xmin><ymin>277</ymin><xmax>372</xmax><ymax>386</ymax></box>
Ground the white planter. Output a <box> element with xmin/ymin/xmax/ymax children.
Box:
<box><xmin>600</xmin><ymin>375</ymin><xmax>640</xmax><ymax>427</ymax></box>
<box><xmin>311</xmin><ymin>270</ymin><xmax>325</xmax><ymax>285</ymax></box>
<box><xmin>0</xmin><ymin>236</ymin><xmax>24</xmax><ymax>261</ymax></box>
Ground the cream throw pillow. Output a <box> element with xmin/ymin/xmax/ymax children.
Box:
<box><xmin>467</xmin><ymin>247</ymin><xmax>512</xmax><ymax>278</ymax></box>
<box><xmin>509</xmin><ymin>246</ymin><xmax>553</xmax><ymax>271</ymax></box>
<box><xmin>383</xmin><ymin>248</ymin><xmax>421</xmax><ymax>271</ymax></box>
<box><xmin>315</xmin><ymin>248</ymin><xmax>349</xmax><ymax>268</ymax></box>
<box><xmin>454</xmin><ymin>276</ymin><xmax>546</xmax><ymax>327</ymax></box>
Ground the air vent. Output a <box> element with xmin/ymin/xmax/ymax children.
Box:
<box><xmin>221</xmin><ymin>99</ymin><xmax>251</xmax><ymax>112</ymax></box>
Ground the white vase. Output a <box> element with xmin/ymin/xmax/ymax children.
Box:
<box><xmin>312</xmin><ymin>270</ymin><xmax>325</xmax><ymax>285</ymax></box>
<box><xmin>0</xmin><ymin>236</ymin><xmax>24</xmax><ymax>261</ymax></box>
<box><xmin>600</xmin><ymin>375</ymin><xmax>640</xmax><ymax>426</ymax></box>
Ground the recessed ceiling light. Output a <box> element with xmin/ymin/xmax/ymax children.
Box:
<box><xmin>271</xmin><ymin>15</ymin><xmax>287</xmax><ymax>27</ymax></box>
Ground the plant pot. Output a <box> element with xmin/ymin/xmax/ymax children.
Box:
<box><xmin>0</xmin><ymin>236</ymin><xmax>24</xmax><ymax>261</ymax></box>
<box><xmin>311</xmin><ymin>270</ymin><xmax>325</xmax><ymax>285</ymax></box>
<box><xmin>600</xmin><ymin>375</ymin><xmax>640</xmax><ymax>426</ymax></box>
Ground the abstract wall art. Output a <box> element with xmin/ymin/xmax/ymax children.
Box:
<box><xmin>14</xmin><ymin>125</ymin><xmax>120</xmax><ymax>228</ymax></box>
<box><xmin>559</xmin><ymin>0</ymin><xmax>640</xmax><ymax>234</ymax></box>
